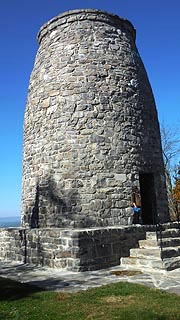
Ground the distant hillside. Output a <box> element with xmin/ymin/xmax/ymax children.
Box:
<box><xmin>0</xmin><ymin>216</ymin><xmax>20</xmax><ymax>228</ymax></box>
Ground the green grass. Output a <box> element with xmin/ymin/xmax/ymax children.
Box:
<box><xmin>0</xmin><ymin>277</ymin><xmax>180</xmax><ymax>320</ymax></box>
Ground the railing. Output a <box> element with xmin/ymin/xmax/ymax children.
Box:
<box><xmin>154</xmin><ymin>201</ymin><xmax>180</xmax><ymax>261</ymax></box>
<box><xmin>154</xmin><ymin>209</ymin><xmax>164</xmax><ymax>261</ymax></box>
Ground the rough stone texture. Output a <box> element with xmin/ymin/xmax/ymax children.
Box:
<box><xmin>0</xmin><ymin>228</ymin><xmax>25</xmax><ymax>263</ymax></box>
<box><xmin>0</xmin><ymin>226</ymin><xmax>147</xmax><ymax>271</ymax></box>
<box><xmin>21</xmin><ymin>9</ymin><xmax>169</xmax><ymax>228</ymax></box>
<box><xmin>120</xmin><ymin>222</ymin><xmax>180</xmax><ymax>271</ymax></box>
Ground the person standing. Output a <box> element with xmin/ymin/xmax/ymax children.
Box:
<box><xmin>131</xmin><ymin>186</ymin><xmax>141</xmax><ymax>224</ymax></box>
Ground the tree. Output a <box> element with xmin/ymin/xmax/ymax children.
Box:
<box><xmin>160</xmin><ymin>124</ymin><xmax>180</xmax><ymax>170</ymax></box>
<box><xmin>172</xmin><ymin>164</ymin><xmax>180</xmax><ymax>220</ymax></box>
<box><xmin>160</xmin><ymin>123</ymin><xmax>180</xmax><ymax>220</ymax></box>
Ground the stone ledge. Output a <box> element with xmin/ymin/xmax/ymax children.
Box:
<box><xmin>37</xmin><ymin>9</ymin><xmax>136</xmax><ymax>45</ymax></box>
<box><xmin>0</xmin><ymin>225</ymin><xmax>147</xmax><ymax>271</ymax></box>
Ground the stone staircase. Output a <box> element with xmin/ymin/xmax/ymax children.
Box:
<box><xmin>120</xmin><ymin>222</ymin><xmax>180</xmax><ymax>271</ymax></box>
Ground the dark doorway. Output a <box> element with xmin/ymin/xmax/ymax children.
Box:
<box><xmin>139</xmin><ymin>173</ymin><xmax>157</xmax><ymax>225</ymax></box>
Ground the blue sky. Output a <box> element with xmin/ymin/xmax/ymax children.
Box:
<box><xmin>0</xmin><ymin>0</ymin><xmax>179</xmax><ymax>218</ymax></box>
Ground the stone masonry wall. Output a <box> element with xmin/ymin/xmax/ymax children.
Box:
<box><xmin>0</xmin><ymin>226</ymin><xmax>147</xmax><ymax>271</ymax></box>
<box><xmin>0</xmin><ymin>228</ymin><xmax>25</xmax><ymax>263</ymax></box>
<box><xmin>21</xmin><ymin>9</ymin><xmax>169</xmax><ymax>228</ymax></box>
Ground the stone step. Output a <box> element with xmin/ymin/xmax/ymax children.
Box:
<box><xmin>160</xmin><ymin>237</ymin><xmax>180</xmax><ymax>248</ymax></box>
<box><xmin>139</xmin><ymin>239</ymin><xmax>158</xmax><ymax>248</ymax></box>
<box><xmin>130</xmin><ymin>247</ymin><xmax>161</xmax><ymax>258</ymax></box>
<box><xmin>146</xmin><ymin>227</ymin><xmax>180</xmax><ymax>240</ymax></box>
<box><xmin>163</xmin><ymin>256</ymin><xmax>180</xmax><ymax>271</ymax></box>
<box><xmin>161</xmin><ymin>246</ymin><xmax>180</xmax><ymax>259</ymax></box>
<box><xmin>120</xmin><ymin>256</ymin><xmax>164</xmax><ymax>270</ymax></box>
<box><xmin>145</xmin><ymin>232</ymin><xmax>157</xmax><ymax>240</ymax></box>
<box><xmin>161</xmin><ymin>222</ymin><xmax>180</xmax><ymax>230</ymax></box>
<box><xmin>131</xmin><ymin>246</ymin><xmax>180</xmax><ymax>260</ymax></box>
<box><xmin>120</xmin><ymin>227</ymin><xmax>180</xmax><ymax>272</ymax></box>
<box><xmin>157</xmin><ymin>228</ymin><xmax>180</xmax><ymax>239</ymax></box>
<box><xmin>121</xmin><ymin>255</ymin><xmax>180</xmax><ymax>271</ymax></box>
<box><xmin>139</xmin><ymin>237</ymin><xmax>180</xmax><ymax>249</ymax></box>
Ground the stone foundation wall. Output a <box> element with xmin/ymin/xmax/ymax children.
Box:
<box><xmin>0</xmin><ymin>226</ymin><xmax>148</xmax><ymax>271</ymax></box>
<box><xmin>0</xmin><ymin>228</ymin><xmax>25</xmax><ymax>263</ymax></box>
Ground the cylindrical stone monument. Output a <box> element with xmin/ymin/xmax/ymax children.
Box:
<box><xmin>21</xmin><ymin>9</ymin><xmax>169</xmax><ymax>228</ymax></box>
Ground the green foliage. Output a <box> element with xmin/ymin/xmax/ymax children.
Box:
<box><xmin>0</xmin><ymin>277</ymin><xmax>180</xmax><ymax>320</ymax></box>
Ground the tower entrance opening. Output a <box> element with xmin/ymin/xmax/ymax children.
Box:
<box><xmin>139</xmin><ymin>173</ymin><xmax>157</xmax><ymax>225</ymax></box>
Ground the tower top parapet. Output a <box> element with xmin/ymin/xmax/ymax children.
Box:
<box><xmin>37</xmin><ymin>8</ymin><xmax>136</xmax><ymax>45</ymax></box>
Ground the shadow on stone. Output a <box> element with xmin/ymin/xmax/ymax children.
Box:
<box><xmin>31</xmin><ymin>184</ymin><xmax>40</xmax><ymax>228</ymax></box>
<box><xmin>37</xmin><ymin>176</ymin><xmax>87</xmax><ymax>227</ymax></box>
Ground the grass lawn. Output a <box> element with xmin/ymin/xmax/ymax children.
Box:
<box><xmin>0</xmin><ymin>276</ymin><xmax>180</xmax><ymax>320</ymax></box>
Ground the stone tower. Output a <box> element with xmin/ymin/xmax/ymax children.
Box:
<box><xmin>21</xmin><ymin>9</ymin><xmax>169</xmax><ymax>228</ymax></box>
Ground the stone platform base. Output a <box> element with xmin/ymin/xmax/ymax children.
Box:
<box><xmin>0</xmin><ymin>225</ymin><xmax>155</xmax><ymax>271</ymax></box>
